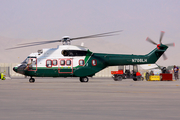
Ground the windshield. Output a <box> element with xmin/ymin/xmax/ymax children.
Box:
<box><xmin>22</xmin><ymin>58</ymin><xmax>30</xmax><ymax>64</ymax></box>
<box><xmin>21</xmin><ymin>56</ymin><xmax>36</xmax><ymax>64</ymax></box>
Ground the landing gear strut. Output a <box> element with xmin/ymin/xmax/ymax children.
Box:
<box><xmin>79</xmin><ymin>77</ymin><xmax>89</xmax><ymax>82</ymax></box>
<box><xmin>29</xmin><ymin>77</ymin><xmax>35</xmax><ymax>83</ymax></box>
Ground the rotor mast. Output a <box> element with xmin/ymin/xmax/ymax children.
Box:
<box><xmin>62</xmin><ymin>36</ymin><xmax>71</xmax><ymax>45</ymax></box>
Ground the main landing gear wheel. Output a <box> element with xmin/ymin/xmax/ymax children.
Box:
<box><xmin>79</xmin><ymin>77</ymin><xmax>89</xmax><ymax>82</ymax></box>
<box><xmin>29</xmin><ymin>77</ymin><xmax>35</xmax><ymax>83</ymax></box>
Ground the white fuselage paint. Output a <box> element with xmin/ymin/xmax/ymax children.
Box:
<box><xmin>25</xmin><ymin>45</ymin><xmax>89</xmax><ymax>68</ymax></box>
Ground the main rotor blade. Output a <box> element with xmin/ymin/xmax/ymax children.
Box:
<box><xmin>71</xmin><ymin>34</ymin><xmax>120</xmax><ymax>40</ymax></box>
<box><xmin>17</xmin><ymin>30</ymin><xmax>122</xmax><ymax>45</ymax></box>
<box><xmin>159</xmin><ymin>31</ymin><xmax>165</xmax><ymax>44</ymax></box>
<box><xmin>146</xmin><ymin>37</ymin><xmax>158</xmax><ymax>45</ymax></box>
<box><xmin>6</xmin><ymin>40</ymin><xmax>60</xmax><ymax>50</ymax></box>
<box><xmin>7</xmin><ymin>30</ymin><xmax>123</xmax><ymax>50</ymax></box>
<box><xmin>71</xmin><ymin>30</ymin><xmax>123</xmax><ymax>40</ymax></box>
<box><xmin>17</xmin><ymin>40</ymin><xmax>61</xmax><ymax>46</ymax></box>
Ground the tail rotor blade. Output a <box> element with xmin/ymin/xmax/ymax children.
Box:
<box><xmin>146</xmin><ymin>37</ymin><xmax>158</xmax><ymax>45</ymax></box>
<box><xmin>159</xmin><ymin>31</ymin><xmax>165</xmax><ymax>44</ymax></box>
<box><xmin>162</xmin><ymin>53</ymin><xmax>168</xmax><ymax>60</ymax></box>
<box><xmin>165</xmin><ymin>43</ymin><xmax>175</xmax><ymax>47</ymax></box>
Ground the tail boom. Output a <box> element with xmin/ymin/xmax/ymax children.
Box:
<box><xmin>96</xmin><ymin>45</ymin><xmax>168</xmax><ymax>66</ymax></box>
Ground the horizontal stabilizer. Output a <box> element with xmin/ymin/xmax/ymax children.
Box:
<box><xmin>139</xmin><ymin>64</ymin><xmax>158</xmax><ymax>70</ymax></box>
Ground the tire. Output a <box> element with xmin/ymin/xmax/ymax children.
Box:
<box><xmin>113</xmin><ymin>75</ymin><xmax>123</xmax><ymax>81</ymax></box>
<box><xmin>133</xmin><ymin>77</ymin><xmax>137</xmax><ymax>81</ymax></box>
<box><xmin>80</xmin><ymin>77</ymin><xmax>89</xmax><ymax>82</ymax></box>
<box><xmin>145</xmin><ymin>72</ymin><xmax>149</xmax><ymax>81</ymax></box>
<box><xmin>137</xmin><ymin>76</ymin><xmax>141</xmax><ymax>81</ymax></box>
<box><xmin>29</xmin><ymin>78</ymin><xmax>35</xmax><ymax>83</ymax></box>
<box><xmin>117</xmin><ymin>76</ymin><xmax>123</xmax><ymax>81</ymax></box>
<box><xmin>123</xmin><ymin>75</ymin><xmax>127</xmax><ymax>79</ymax></box>
<box><xmin>113</xmin><ymin>75</ymin><xmax>118</xmax><ymax>81</ymax></box>
<box><xmin>80</xmin><ymin>77</ymin><xmax>83</xmax><ymax>82</ymax></box>
<box><xmin>113</xmin><ymin>77</ymin><xmax>118</xmax><ymax>81</ymax></box>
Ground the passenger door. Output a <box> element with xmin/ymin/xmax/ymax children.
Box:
<box><xmin>58</xmin><ymin>59</ymin><xmax>73</xmax><ymax>73</ymax></box>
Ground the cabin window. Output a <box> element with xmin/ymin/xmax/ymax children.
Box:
<box><xmin>62</xmin><ymin>50</ymin><xmax>68</xmax><ymax>56</ymax></box>
<box><xmin>60</xmin><ymin>60</ymin><xmax>65</xmax><ymax>66</ymax></box>
<box><xmin>62</xmin><ymin>50</ymin><xmax>87</xmax><ymax>56</ymax></box>
<box><xmin>79</xmin><ymin>60</ymin><xmax>85</xmax><ymax>66</ymax></box>
<box><xmin>46</xmin><ymin>60</ymin><xmax>52</xmax><ymax>68</ymax></box>
<box><xmin>66</xmin><ymin>60</ymin><xmax>71</xmax><ymax>66</ymax></box>
<box><xmin>53</xmin><ymin>60</ymin><xmax>57</xmax><ymax>66</ymax></box>
<box><xmin>92</xmin><ymin>59</ymin><xmax>97</xmax><ymax>66</ymax></box>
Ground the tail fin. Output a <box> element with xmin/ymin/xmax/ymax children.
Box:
<box><xmin>146</xmin><ymin>44</ymin><xmax>168</xmax><ymax>63</ymax></box>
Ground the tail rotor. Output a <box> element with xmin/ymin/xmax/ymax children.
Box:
<box><xmin>146</xmin><ymin>31</ymin><xmax>174</xmax><ymax>60</ymax></box>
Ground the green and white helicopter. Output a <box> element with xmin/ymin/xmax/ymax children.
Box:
<box><xmin>10</xmin><ymin>31</ymin><xmax>174</xmax><ymax>83</ymax></box>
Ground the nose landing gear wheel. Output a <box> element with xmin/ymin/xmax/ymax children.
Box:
<box><xmin>80</xmin><ymin>77</ymin><xmax>89</xmax><ymax>82</ymax></box>
<box><xmin>29</xmin><ymin>77</ymin><xmax>35</xmax><ymax>83</ymax></box>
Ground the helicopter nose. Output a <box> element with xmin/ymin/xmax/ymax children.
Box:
<box><xmin>13</xmin><ymin>67</ymin><xmax>17</xmax><ymax>72</ymax></box>
<box><xmin>13</xmin><ymin>64</ymin><xmax>27</xmax><ymax>75</ymax></box>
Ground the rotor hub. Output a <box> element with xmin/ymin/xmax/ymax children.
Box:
<box><xmin>62</xmin><ymin>36</ymin><xmax>71</xmax><ymax>45</ymax></box>
<box><xmin>146</xmin><ymin>31</ymin><xmax>174</xmax><ymax>60</ymax></box>
<box><xmin>157</xmin><ymin>44</ymin><xmax>160</xmax><ymax>49</ymax></box>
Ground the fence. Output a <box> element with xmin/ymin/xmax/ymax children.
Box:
<box><xmin>0</xmin><ymin>63</ymin><xmax>24</xmax><ymax>77</ymax></box>
<box><xmin>0</xmin><ymin>66</ymin><xmax>10</xmax><ymax>77</ymax></box>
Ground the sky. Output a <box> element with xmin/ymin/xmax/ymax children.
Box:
<box><xmin>0</xmin><ymin>0</ymin><xmax>180</xmax><ymax>66</ymax></box>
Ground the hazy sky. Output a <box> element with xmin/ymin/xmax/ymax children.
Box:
<box><xmin>0</xmin><ymin>0</ymin><xmax>180</xmax><ymax>66</ymax></box>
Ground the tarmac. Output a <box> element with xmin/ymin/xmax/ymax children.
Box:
<box><xmin>0</xmin><ymin>77</ymin><xmax>180</xmax><ymax>120</ymax></box>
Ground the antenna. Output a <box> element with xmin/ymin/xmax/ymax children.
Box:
<box><xmin>81</xmin><ymin>42</ymin><xmax>84</xmax><ymax>46</ymax></box>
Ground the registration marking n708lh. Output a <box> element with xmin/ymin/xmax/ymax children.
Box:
<box><xmin>132</xmin><ymin>59</ymin><xmax>147</xmax><ymax>63</ymax></box>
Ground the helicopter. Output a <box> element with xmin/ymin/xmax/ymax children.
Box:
<box><xmin>9</xmin><ymin>31</ymin><xmax>174</xmax><ymax>83</ymax></box>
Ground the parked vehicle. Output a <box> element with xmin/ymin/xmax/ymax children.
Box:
<box><xmin>111</xmin><ymin>65</ymin><xmax>144</xmax><ymax>81</ymax></box>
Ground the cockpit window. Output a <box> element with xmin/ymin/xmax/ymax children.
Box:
<box><xmin>22</xmin><ymin>56</ymin><xmax>37</xmax><ymax>64</ymax></box>
<box><xmin>62</xmin><ymin>50</ymin><xmax>87</xmax><ymax>56</ymax></box>
<box><xmin>22</xmin><ymin>58</ymin><xmax>29</xmax><ymax>64</ymax></box>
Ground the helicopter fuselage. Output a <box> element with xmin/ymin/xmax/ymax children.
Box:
<box><xmin>13</xmin><ymin>44</ymin><xmax>168</xmax><ymax>82</ymax></box>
